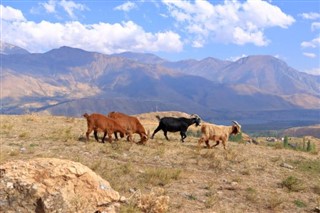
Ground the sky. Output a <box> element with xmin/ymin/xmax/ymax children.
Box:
<box><xmin>1</xmin><ymin>0</ymin><xmax>319</xmax><ymax>75</ymax></box>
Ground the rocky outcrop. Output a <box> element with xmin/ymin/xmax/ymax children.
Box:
<box><xmin>0</xmin><ymin>158</ymin><xmax>121</xmax><ymax>212</ymax></box>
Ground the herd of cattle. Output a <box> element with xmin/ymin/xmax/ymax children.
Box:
<box><xmin>83</xmin><ymin>112</ymin><xmax>242</xmax><ymax>149</ymax></box>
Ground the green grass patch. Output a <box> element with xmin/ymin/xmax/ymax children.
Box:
<box><xmin>290</xmin><ymin>159</ymin><xmax>320</xmax><ymax>176</ymax></box>
<box><xmin>280</xmin><ymin>176</ymin><xmax>304</xmax><ymax>192</ymax></box>
<box><xmin>294</xmin><ymin>199</ymin><xmax>307</xmax><ymax>208</ymax></box>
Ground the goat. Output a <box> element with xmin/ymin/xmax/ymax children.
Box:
<box><xmin>107</xmin><ymin>111</ymin><xmax>148</xmax><ymax>144</ymax></box>
<box><xmin>83</xmin><ymin>113</ymin><xmax>127</xmax><ymax>143</ymax></box>
<box><xmin>151</xmin><ymin>114</ymin><xmax>201</xmax><ymax>142</ymax></box>
<box><xmin>198</xmin><ymin>121</ymin><xmax>241</xmax><ymax>149</ymax></box>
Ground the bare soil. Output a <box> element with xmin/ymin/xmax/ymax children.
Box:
<box><xmin>0</xmin><ymin>113</ymin><xmax>319</xmax><ymax>213</ymax></box>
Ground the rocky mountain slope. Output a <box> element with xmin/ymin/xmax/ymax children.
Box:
<box><xmin>1</xmin><ymin>42</ymin><xmax>319</xmax><ymax>129</ymax></box>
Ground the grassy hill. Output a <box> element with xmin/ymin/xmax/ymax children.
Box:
<box><xmin>0</xmin><ymin>113</ymin><xmax>319</xmax><ymax>212</ymax></box>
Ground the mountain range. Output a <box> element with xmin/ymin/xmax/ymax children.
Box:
<box><xmin>1</xmin><ymin>41</ymin><xmax>319</xmax><ymax>131</ymax></box>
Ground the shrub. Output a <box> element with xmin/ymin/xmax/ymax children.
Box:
<box><xmin>283</xmin><ymin>136</ymin><xmax>288</xmax><ymax>148</ymax></box>
<box><xmin>280</xmin><ymin>176</ymin><xmax>304</xmax><ymax>192</ymax></box>
<box><xmin>229</xmin><ymin>132</ymin><xmax>242</xmax><ymax>142</ymax></box>
<box><xmin>245</xmin><ymin>187</ymin><xmax>258</xmax><ymax>203</ymax></box>
<box><xmin>294</xmin><ymin>199</ymin><xmax>306</xmax><ymax>208</ymax></box>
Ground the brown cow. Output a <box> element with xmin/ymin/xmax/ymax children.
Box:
<box><xmin>107</xmin><ymin>111</ymin><xmax>148</xmax><ymax>144</ymax></box>
<box><xmin>83</xmin><ymin>113</ymin><xmax>127</xmax><ymax>143</ymax></box>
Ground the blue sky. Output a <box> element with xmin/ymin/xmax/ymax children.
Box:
<box><xmin>1</xmin><ymin>0</ymin><xmax>319</xmax><ymax>75</ymax></box>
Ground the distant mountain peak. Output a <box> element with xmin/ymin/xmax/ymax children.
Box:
<box><xmin>236</xmin><ymin>55</ymin><xmax>286</xmax><ymax>65</ymax></box>
<box><xmin>0</xmin><ymin>41</ymin><xmax>30</xmax><ymax>55</ymax></box>
<box><xmin>114</xmin><ymin>51</ymin><xmax>167</xmax><ymax>64</ymax></box>
<box><xmin>46</xmin><ymin>46</ymin><xmax>91</xmax><ymax>54</ymax></box>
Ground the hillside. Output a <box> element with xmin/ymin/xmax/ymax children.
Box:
<box><xmin>1</xmin><ymin>43</ymin><xmax>319</xmax><ymax>131</ymax></box>
<box><xmin>282</xmin><ymin>125</ymin><xmax>320</xmax><ymax>138</ymax></box>
<box><xmin>0</xmin><ymin>114</ymin><xmax>319</xmax><ymax>212</ymax></box>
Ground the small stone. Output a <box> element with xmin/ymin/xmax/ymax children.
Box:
<box><xmin>6</xmin><ymin>182</ymin><xmax>13</xmax><ymax>189</ymax></box>
<box><xmin>119</xmin><ymin>196</ymin><xmax>127</xmax><ymax>203</ymax></box>
<box><xmin>280</xmin><ymin>163</ymin><xmax>294</xmax><ymax>169</ymax></box>
<box><xmin>129</xmin><ymin>188</ymin><xmax>136</xmax><ymax>193</ymax></box>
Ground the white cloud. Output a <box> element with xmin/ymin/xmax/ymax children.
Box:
<box><xmin>303</xmin><ymin>52</ymin><xmax>317</xmax><ymax>58</ymax></box>
<box><xmin>304</xmin><ymin>68</ymin><xmax>320</xmax><ymax>76</ymax></box>
<box><xmin>301</xmin><ymin>37</ymin><xmax>320</xmax><ymax>48</ymax></box>
<box><xmin>59</xmin><ymin>0</ymin><xmax>88</xmax><ymax>19</ymax></box>
<box><xmin>300</xmin><ymin>12</ymin><xmax>320</xmax><ymax>20</ymax></box>
<box><xmin>162</xmin><ymin>0</ymin><xmax>295</xmax><ymax>47</ymax></box>
<box><xmin>114</xmin><ymin>1</ymin><xmax>137</xmax><ymax>12</ymax></box>
<box><xmin>233</xmin><ymin>27</ymin><xmax>268</xmax><ymax>46</ymax></box>
<box><xmin>39</xmin><ymin>0</ymin><xmax>88</xmax><ymax>19</ymax></box>
<box><xmin>0</xmin><ymin>5</ymin><xmax>26</xmax><ymax>21</ymax></box>
<box><xmin>1</xmin><ymin>7</ymin><xmax>183</xmax><ymax>54</ymax></box>
<box><xmin>311</xmin><ymin>22</ymin><xmax>320</xmax><ymax>31</ymax></box>
<box><xmin>41</xmin><ymin>0</ymin><xmax>56</xmax><ymax>13</ymax></box>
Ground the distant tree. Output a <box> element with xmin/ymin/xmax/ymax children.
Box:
<box><xmin>307</xmin><ymin>140</ymin><xmax>312</xmax><ymax>152</ymax></box>
<box><xmin>283</xmin><ymin>136</ymin><xmax>289</xmax><ymax>148</ymax></box>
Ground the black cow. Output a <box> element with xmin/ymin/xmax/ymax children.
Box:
<box><xmin>151</xmin><ymin>114</ymin><xmax>201</xmax><ymax>142</ymax></box>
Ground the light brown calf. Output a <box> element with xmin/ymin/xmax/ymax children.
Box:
<box><xmin>198</xmin><ymin>121</ymin><xmax>241</xmax><ymax>149</ymax></box>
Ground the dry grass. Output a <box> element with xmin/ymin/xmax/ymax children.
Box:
<box><xmin>0</xmin><ymin>114</ymin><xmax>319</xmax><ymax>213</ymax></box>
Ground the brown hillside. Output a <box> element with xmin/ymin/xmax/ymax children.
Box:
<box><xmin>0</xmin><ymin>114</ymin><xmax>319</xmax><ymax>213</ymax></box>
<box><xmin>282</xmin><ymin>125</ymin><xmax>320</xmax><ymax>138</ymax></box>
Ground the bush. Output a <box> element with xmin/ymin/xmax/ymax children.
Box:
<box><xmin>280</xmin><ymin>176</ymin><xmax>304</xmax><ymax>192</ymax></box>
<box><xmin>229</xmin><ymin>132</ymin><xmax>242</xmax><ymax>142</ymax></box>
<box><xmin>294</xmin><ymin>199</ymin><xmax>307</xmax><ymax>208</ymax></box>
<box><xmin>283</xmin><ymin>136</ymin><xmax>288</xmax><ymax>148</ymax></box>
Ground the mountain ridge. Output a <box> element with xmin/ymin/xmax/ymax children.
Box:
<box><xmin>1</xmin><ymin>43</ymin><xmax>319</xmax><ymax>130</ymax></box>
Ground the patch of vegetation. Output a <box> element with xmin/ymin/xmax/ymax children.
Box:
<box><xmin>245</xmin><ymin>187</ymin><xmax>258</xmax><ymax>203</ymax></box>
<box><xmin>140</xmin><ymin>167</ymin><xmax>181</xmax><ymax>186</ymax></box>
<box><xmin>201</xmin><ymin>150</ymin><xmax>224</xmax><ymax>170</ymax></box>
<box><xmin>229</xmin><ymin>132</ymin><xmax>242</xmax><ymax>142</ymax></box>
<box><xmin>19</xmin><ymin>132</ymin><xmax>28</xmax><ymax>138</ymax></box>
<box><xmin>280</xmin><ymin>176</ymin><xmax>304</xmax><ymax>192</ymax></box>
<box><xmin>283</xmin><ymin>136</ymin><xmax>289</xmax><ymax>148</ymax></box>
<box><xmin>119</xmin><ymin>204</ymin><xmax>141</xmax><ymax>213</ymax></box>
<box><xmin>266</xmin><ymin>193</ymin><xmax>284</xmax><ymax>210</ymax></box>
<box><xmin>312</xmin><ymin>185</ymin><xmax>320</xmax><ymax>195</ymax></box>
<box><xmin>290</xmin><ymin>159</ymin><xmax>320</xmax><ymax>176</ymax></box>
<box><xmin>294</xmin><ymin>199</ymin><xmax>307</xmax><ymax>208</ymax></box>
<box><xmin>187</xmin><ymin>129</ymin><xmax>201</xmax><ymax>137</ymax></box>
<box><xmin>186</xmin><ymin>194</ymin><xmax>197</xmax><ymax>201</ymax></box>
<box><xmin>204</xmin><ymin>194</ymin><xmax>218</xmax><ymax>208</ymax></box>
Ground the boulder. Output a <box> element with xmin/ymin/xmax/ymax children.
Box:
<box><xmin>0</xmin><ymin>158</ymin><xmax>120</xmax><ymax>212</ymax></box>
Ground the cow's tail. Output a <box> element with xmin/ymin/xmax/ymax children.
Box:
<box><xmin>155</xmin><ymin>115</ymin><xmax>161</xmax><ymax>121</ymax></box>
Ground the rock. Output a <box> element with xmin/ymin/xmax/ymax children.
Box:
<box><xmin>0</xmin><ymin>158</ymin><xmax>120</xmax><ymax>212</ymax></box>
<box><xmin>280</xmin><ymin>163</ymin><xmax>294</xmax><ymax>169</ymax></box>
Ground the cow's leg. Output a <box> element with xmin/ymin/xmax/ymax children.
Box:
<box><xmin>107</xmin><ymin>132</ymin><xmax>113</xmax><ymax>143</ymax></box>
<box><xmin>94</xmin><ymin>130</ymin><xmax>99</xmax><ymax>142</ymax></box>
<box><xmin>114</xmin><ymin>132</ymin><xmax>119</xmax><ymax>141</ymax></box>
<box><xmin>85</xmin><ymin>127</ymin><xmax>93</xmax><ymax>142</ymax></box>
<box><xmin>102</xmin><ymin>131</ymin><xmax>107</xmax><ymax>143</ymax></box>
<box><xmin>205</xmin><ymin>140</ymin><xmax>211</xmax><ymax>148</ymax></box>
<box><xmin>180</xmin><ymin>131</ymin><xmax>187</xmax><ymax>142</ymax></box>
<box><xmin>151</xmin><ymin>126</ymin><xmax>161</xmax><ymax>139</ymax></box>
<box><xmin>222</xmin><ymin>140</ymin><xmax>227</xmax><ymax>150</ymax></box>
<box><xmin>198</xmin><ymin>138</ymin><xmax>204</xmax><ymax>148</ymax></box>
<box><xmin>127</xmin><ymin>132</ymin><xmax>133</xmax><ymax>142</ymax></box>
<box><xmin>213</xmin><ymin>140</ymin><xmax>220</xmax><ymax>148</ymax></box>
<box><xmin>163</xmin><ymin>130</ymin><xmax>169</xmax><ymax>141</ymax></box>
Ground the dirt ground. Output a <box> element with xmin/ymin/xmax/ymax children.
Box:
<box><xmin>0</xmin><ymin>113</ymin><xmax>319</xmax><ymax>213</ymax></box>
